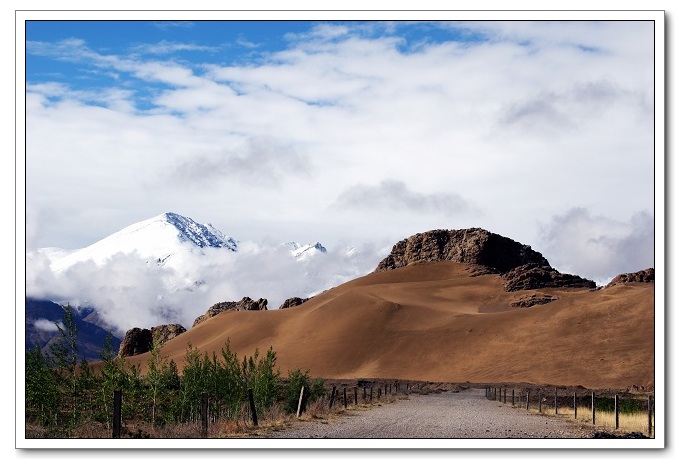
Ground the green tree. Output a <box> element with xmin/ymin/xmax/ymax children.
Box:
<box><xmin>25</xmin><ymin>344</ymin><xmax>59</xmax><ymax>426</ymax></box>
<box><xmin>49</xmin><ymin>304</ymin><xmax>80</xmax><ymax>433</ymax></box>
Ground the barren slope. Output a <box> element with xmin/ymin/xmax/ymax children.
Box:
<box><xmin>123</xmin><ymin>261</ymin><xmax>654</xmax><ymax>390</ymax></box>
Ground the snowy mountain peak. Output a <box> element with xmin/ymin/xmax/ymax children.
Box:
<box><xmin>286</xmin><ymin>241</ymin><xmax>328</xmax><ymax>259</ymax></box>
<box><xmin>162</xmin><ymin>212</ymin><xmax>238</xmax><ymax>250</ymax></box>
<box><xmin>48</xmin><ymin>212</ymin><xmax>238</xmax><ymax>272</ymax></box>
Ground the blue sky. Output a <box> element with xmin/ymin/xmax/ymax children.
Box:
<box><xmin>23</xmin><ymin>16</ymin><xmax>660</xmax><ymax>287</ymax></box>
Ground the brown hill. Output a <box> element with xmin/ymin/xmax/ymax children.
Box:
<box><xmin>121</xmin><ymin>261</ymin><xmax>654</xmax><ymax>391</ymax></box>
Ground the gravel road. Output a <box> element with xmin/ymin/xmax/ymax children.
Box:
<box><xmin>263</xmin><ymin>387</ymin><xmax>594</xmax><ymax>439</ymax></box>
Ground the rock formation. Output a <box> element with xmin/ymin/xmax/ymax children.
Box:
<box><xmin>375</xmin><ymin>228</ymin><xmax>595</xmax><ymax>291</ymax></box>
<box><xmin>279</xmin><ymin>297</ymin><xmax>309</xmax><ymax>309</ymax></box>
<box><xmin>118</xmin><ymin>324</ymin><xmax>187</xmax><ymax>358</ymax></box>
<box><xmin>510</xmin><ymin>293</ymin><xmax>559</xmax><ymax>308</ymax></box>
<box><xmin>192</xmin><ymin>297</ymin><xmax>268</xmax><ymax>327</ymax></box>
<box><xmin>606</xmin><ymin>268</ymin><xmax>654</xmax><ymax>287</ymax></box>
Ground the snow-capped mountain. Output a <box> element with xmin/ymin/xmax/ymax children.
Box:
<box><xmin>48</xmin><ymin>212</ymin><xmax>238</xmax><ymax>272</ymax></box>
<box><xmin>26</xmin><ymin>212</ymin><xmax>384</xmax><ymax>336</ymax></box>
<box><xmin>285</xmin><ymin>241</ymin><xmax>327</xmax><ymax>260</ymax></box>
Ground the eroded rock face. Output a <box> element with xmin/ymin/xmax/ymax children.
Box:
<box><xmin>606</xmin><ymin>268</ymin><xmax>654</xmax><ymax>287</ymax></box>
<box><xmin>118</xmin><ymin>324</ymin><xmax>187</xmax><ymax>358</ymax></box>
<box><xmin>192</xmin><ymin>297</ymin><xmax>268</xmax><ymax>327</ymax></box>
<box><xmin>375</xmin><ymin>228</ymin><xmax>595</xmax><ymax>291</ymax></box>
<box><xmin>375</xmin><ymin>228</ymin><xmax>549</xmax><ymax>274</ymax></box>
<box><xmin>279</xmin><ymin>297</ymin><xmax>309</xmax><ymax>309</ymax></box>
<box><xmin>502</xmin><ymin>264</ymin><xmax>596</xmax><ymax>292</ymax></box>
<box><xmin>118</xmin><ymin>328</ymin><xmax>152</xmax><ymax>357</ymax></box>
<box><xmin>151</xmin><ymin>324</ymin><xmax>187</xmax><ymax>344</ymax></box>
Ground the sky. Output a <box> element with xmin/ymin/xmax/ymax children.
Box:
<box><xmin>22</xmin><ymin>15</ymin><xmax>660</xmax><ymax>290</ymax></box>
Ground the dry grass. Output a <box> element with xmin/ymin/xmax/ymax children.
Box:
<box><xmin>516</xmin><ymin>403</ymin><xmax>654</xmax><ymax>437</ymax></box>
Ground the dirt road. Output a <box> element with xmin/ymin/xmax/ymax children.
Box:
<box><xmin>263</xmin><ymin>387</ymin><xmax>595</xmax><ymax>440</ymax></box>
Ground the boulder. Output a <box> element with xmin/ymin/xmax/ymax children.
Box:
<box><xmin>118</xmin><ymin>324</ymin><xmax>187</xmax><ymax>358</ymax></box>
<box><xmin>118</xmin><ymin>327</ymin><xmax>152</xmax><ymax>358</ymax></box>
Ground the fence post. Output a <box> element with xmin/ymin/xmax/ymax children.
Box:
<box><xmin>112</xmin><ymin>389</ymin><xmax>122</xmax><ymax>439</ymax></box>
<box><xmin>511</xmin><ymin>389</ymin><xmax>515</xmax><ymax>407</ymax></box>
<box><xmin>574</xmin><ymin>392</ymin><xmax>577</xmax><ymax>419</ymax></box>
<box><xmin>538</xmin><ymin>390</ymin><xmax>542</xmax><ymax>413</ymax></box>
<box><xmin>363</xmin><ymin>386</ymin><xmax>366</xmax><ymax>400</ymax></box>
<box><xmin>370</xmin><ymin>387</ymin><xmax>373</xmax><ymax>403</ymax></box>
<box><xmin>503</xmin><ymin>388</ymin><xmax>507</xmax><ymax>404</ymax></box>
<box><xmin>591</xmin><ymin>392</ymin><xmax>595</xmax><ymax>425</ymax></box>
<box><xmin>343</xmin><ymin>387</ymin><xmax>348</xmax><ymax>408</ymax></box>
<box><xmin>615</xmin><ymin>394</ymin><xmax>619</xmax><ymax>430</ymax></box>
<box><xmin>648</xmin><ymin>395</ymin><xmax>653</xmax><ymax>436</ymax></box>
<box><xmin>296</xmin><ymin>386</ymin><xmax>305</xmax><ymax>418</ymax></box>
<box><xmin>378</xmin><ymin>387</ymin><xmax>382</xmax><ymax>399</ymax></box>
<box><xmin>201</xmin><ymin>392</ymin><xmax>208</xmax><ymax>437</ymax></box>
<box><xmin>354</xmin><ymin>387</ymin><xmax>358</xmax><ymax>405</ymax></box>
<box><xmin>329</xmin><ymin>386</ymin><xmax>337</xmax><ymax>408</ymax></box>
<box><xmin>555</xmin><ymin>387</ymin><xmax>558</xmax><ymax>415</ymax></box>
<box><xmin>248</xmin><ymin>388</ymin><xmax>258</xmax><ymax>426</ymax></box>
<box><xmin>526</xmin><ymin>391</ymin><xmax>530</xmax><ymax>411</ymax></box>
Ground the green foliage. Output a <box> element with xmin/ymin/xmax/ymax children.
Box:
<box><xmin>282</xmin><ymin>368</ymin><xmax>326</xmax><ymax>414</ymax></box>
<box><xmin>25</xmin><ymin>317</ymin><xmax>323</xmax><ymax>433</ymax></box>
<box><xmin>25</xmin><ymin>344</ymin><xmax>59</xmax><ymax>426</ymax></box>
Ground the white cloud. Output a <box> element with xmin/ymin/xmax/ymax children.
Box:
<box><xmin>24</xmin><ymin>20</ymin><xmax>656</xmax><ymax>292</ymax></box>
<box><xmin>539</xmin><ymin>208</ymin><xmax>654</xmax><ymax>284</ymax></box>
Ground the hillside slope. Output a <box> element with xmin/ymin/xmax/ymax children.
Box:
<box><xmin>122</xmin><ymin>261</ymin><xmax>654</xmax><ymax>390</ymax></box>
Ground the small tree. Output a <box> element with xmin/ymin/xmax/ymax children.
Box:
<box><xmin>49</xmin><ymin>304</ymin><xmax>80</xmax><ymax>433</ymax></box>
<box><xmin>25</xmin><ymin>344</ymin><xmax>59</xmax><ymax>426</ymax></box>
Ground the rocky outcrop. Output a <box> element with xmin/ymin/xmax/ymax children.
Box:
<box><xmin>510</xmin><ymin>293</ymin><xmax>559</xmax><ymax>308</ymax></box>
<box><xmin>375</xmin><ymin>228</ymin><xmax>549</xmax><ymax>274</ymax></box>
<box><xmin>118</xmin><ymin>324</ymin><xmax>187</xmax><ymax>358</ymax></box>
<box><xmin>151</xmin><ymin>324</ymin><xmax>187</xmax><ymax>344</ymax></box>
<box><xmin>118</xmin><ymin>328</ymin><xmax>152</xmax><ymax>357</ymax></box>
<box><xmin>606</xmin><ymin>268</ymin><xmax>654</xmax><ymax>287</ymax></box>
<box><xmin>192</xmin><ymin>297</ymin><xmax>268</xmax><ymax>327</ymax></box>
<box><xmin>502</xmin><ymin>264</ymin><xmax>596</xmax><ymax>291</ymax></box>
<box><xmin>375</xmin><ymin>228</ymin><xmax>595</xmax><ymax>291</ymax></box>
<box><xmin>279</xmin><ymin>297</ymin><xmax>309</xmax><ymax>309</ymax></box>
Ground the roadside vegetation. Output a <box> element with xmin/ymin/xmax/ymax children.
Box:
<box><xmin>25</xmin><ymin>306</ymin><xmax>329</xmax><ymax>438</ymax></box>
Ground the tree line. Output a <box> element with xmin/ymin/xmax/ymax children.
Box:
<box><xmin>25</xmin><ymin>305</ymin><xmax>326</xmax><ymax>437</ymax></box>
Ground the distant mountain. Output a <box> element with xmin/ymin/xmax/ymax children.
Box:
<box><xmin>25</xmin><ymin>298</ymin><xmax>121</xmax><ymax>363</ymax></box>
<box><xmin>47</xmin><ymin>212</ymin><xmax>238</xmax><ymax>272</ymax></box>
<box><xmin>284</xmin><ymin>241</ymin><xmax>327</xmax><ymax>260</ymax></box>
<box><xmin>26</xmin><ymin>212</ymin><xmax>378</xmax><ymax>344</ymax></box>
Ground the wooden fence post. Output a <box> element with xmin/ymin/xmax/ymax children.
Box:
<box><xmin>112</xmin><ymin>389</ymin><xmax>122</xmax><ymax>439</ymax></box>
<box><xmin>538</xmin><ymin>390</ymin><xmax>542</xmax><ymax>413</ymax></box>
<box><xmin>555</xmin><ymin>387</ymin><xmax>558</xmax><ymax>415</ymax></box>
<box><xmin>526</xmin><ymin>391</ymin><xmax>530</xmax><ymax>411</ymax></box>
<box><xmin>648</xmin><ymin>395</ymin><xmax>653</xmax><ymax>436</ymax></box>
<box><xmin>329</xmin><ymin>386</ymin><xmax>337</xmax><ymax>408</ymax></box>
<box><xmin>201</xmin><ymin>392</ymin><xmax>208</xmax><ymax>438</ymax></box>
<box><xmin>512</xmin><ymin>389</ymin><xmax>515</xmax><ymax>407</ymax></box>
<box><xmin>503</xmin><ymin>388</ymin><xmax>507</xmax><ymax>404</ymax></box>
<box><xmin>591</xmin><ymin>392</ymin><xmax>595</xmax><ymax>425</ymax></box>
<box><xmin>248</xmin><ymin>388</ymin><xmax>258</xmax><ymax>426</ymax></box>
<box><xmin>296</xmin><ymin>386</ymin><xmax>305</xmax><ymax>418</ymax></box>
<box><xmin>343</xmin><ymin>387</ymin><xmax>348</xmax><ymax>408</ymax></box>
<box><xmin>354</xmin><ymin>387</ymin><xmax>358</xmax><ymax>405</ymax></box>
<box><xmin>574</xmin><ymin>392</ymin><xmax>577</xmax><ymax>419</ymax></box>
<box><xmin>370</xmin><ymin>387</ymin><xmax>373</xmax><ymax>403</ymax></box>
<box><xmin>615</xmin><ymin>394</ymin><xmax>619</xmax><ymax>430</ymax></box>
